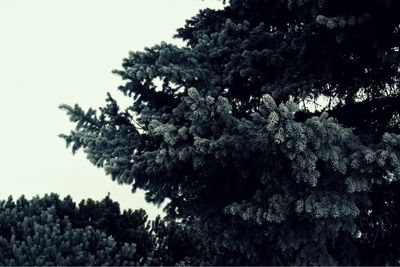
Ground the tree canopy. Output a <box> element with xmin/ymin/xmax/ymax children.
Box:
<box><xmin>0</xmin><ymin>194</ymin><xmax>204</xmax><ymax>266</ymax></box>
<box><xmin>61</xmin><ymin>0</ymin><xmax>400</xmax><ymax>265</ymax></box>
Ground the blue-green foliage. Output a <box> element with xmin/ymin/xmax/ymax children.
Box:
<box><xmin>61</xmin><ymin>0</ymin><xmax>400</xmax><ymax>265</ymax></box>
<box><xmin>0</xmin><ymin>194</ymin><xmax>204</xmax><ymax>266</ymax></box>
<box><xmin>0</xmin><ymin>195</ymin><xmax>138</xmax><ymax>265</ymax></box>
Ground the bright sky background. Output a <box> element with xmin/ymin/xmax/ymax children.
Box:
<box><xmin>0</xmin><ymin>0</ymin><xmax>223</xmax><ymax>219</ymax></box>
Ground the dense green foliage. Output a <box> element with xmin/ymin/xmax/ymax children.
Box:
<box><xmin>0</xmin><ymin>194</ymin><xmax>202</xmax><ymax>266</ymax></box>
<box><xmin>61</xmin><ymin>0</ymin><xmax>400</xmax><ymax>265</ymax></box>
<box><xmin>0</xmin><ymin>195</ymin><xmax>138</xmax><ymax>265</ymax></box>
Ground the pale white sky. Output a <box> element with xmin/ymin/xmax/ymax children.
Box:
<box><xmin>0</xmin><ymin>0</ymin><xmax>223</xmax><ymax>219</ymax></box>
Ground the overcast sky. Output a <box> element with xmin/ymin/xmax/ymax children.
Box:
<box><xmin>0</xmin><ymin>0</ymin><xmax>223</xmax><ymax>219</ymax></box>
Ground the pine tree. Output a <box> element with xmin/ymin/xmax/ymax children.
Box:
<box><xmin>0</xmin><ymin>195</ymin><xmax>139</xmax><ymax>265</ymax></box>
<box><xmin>0</xmin><ymin>194</ymin><xmax>201</xmax><ymax>265</ymax></box>
<box><xmin>61</xmin><ymin>0</ymin><xmax>400</xmax><ymax>264</ymax></box>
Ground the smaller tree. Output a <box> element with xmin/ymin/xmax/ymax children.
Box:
<box><xmin>0</xmin><ymin>194</ymin><xmax>204</xmax><ymax>266</ymax></box>
<box><xmin>0</xmin><ymin>198</ymin><xmax>137</xmax><ymax>265</ymax></box>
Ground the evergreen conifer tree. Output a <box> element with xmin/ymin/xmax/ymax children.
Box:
<box><xmin>61</xmin><ymin>0</ymin><xmax>400</xmax><ymax>264</ymax></box>
<box><xmin>0</xmin><ymin>195</ymin><xmax>139</xmax><ymax>265</ymax></box>
<box><xmin>0</xmin><ymin>194</ymin><xmax>200</xmax><ymax>265</ymax></box>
